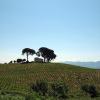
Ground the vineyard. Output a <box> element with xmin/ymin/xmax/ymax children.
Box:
<box><xmin>0</xmin><ymin>63</ymin><xmax>100</xmax><ymax>99</ymax></box>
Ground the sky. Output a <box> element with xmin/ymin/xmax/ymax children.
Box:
<box><xmin>0</xmin><ymin>0</ymin><xmax>100</xmax><ymax>63</ymax></box>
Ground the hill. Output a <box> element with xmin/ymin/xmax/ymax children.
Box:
<box><xmin>0</xmin><ymin>63</ymin><xmax>100</xmax><ymax>99</ymax></box>
<box><xmin>64</xmin><ymin>61</ymin><xmax>100</xmax><ymax>69</ymax></box>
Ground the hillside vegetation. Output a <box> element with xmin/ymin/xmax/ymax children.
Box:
<box><xmin>0</xmin><ymin>63</ymin><xmax>100</xmax><ymax>99</ymax></box>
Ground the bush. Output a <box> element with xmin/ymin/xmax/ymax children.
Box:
<box><xmin>51</xmin><ymin>82</ymin><xmax>68</xmax><ymax>99</ymax></box>
<box><xmin>31</xmin><ymin>80</ymin><xmax>48</xmax><ymax>96</ymax></box>
<box><xmin>81</xmin><ymin>84</ymin><xmax>89</xmax><ymax>93</ymax></box>
<box><xmin>89</xmin><ymin>85</ymin><xmax>98</xmax><ymax>97</ymax></box>
<box><xmin>81</xmin><ymin>84</ymin><xmax>98</xmax><ymax>97</ymax></box>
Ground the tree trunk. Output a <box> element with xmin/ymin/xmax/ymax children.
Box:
<box><xmin>43</xmin><ymin>57</ymin><xmax>45</xmax><ymax>63</ymax></box>
<box><xmin>26</xmin><ymin>53</ymin><xmax>28</xmax><ymax>63</ymax></box>
<box><xmin>47</xmin><ymin>58</ymin><xmax>49</xmax><ymax>63</ymax></box>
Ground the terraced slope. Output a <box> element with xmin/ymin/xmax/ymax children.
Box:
<box><xmin>0</xmin><ymin>63</ymin><xmax>100</xmax><ymax>97</ymax></box>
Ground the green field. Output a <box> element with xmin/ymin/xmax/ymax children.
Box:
<box><xmin>0</xmin><ymin>63</ymin><xmax>100</xmax><ymax>100</ymax></box>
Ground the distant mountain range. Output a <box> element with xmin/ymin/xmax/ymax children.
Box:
<box><xmin>64</xmin><ymin>61</ymin><xmax>100</xmax><ymax>69</ymax></box>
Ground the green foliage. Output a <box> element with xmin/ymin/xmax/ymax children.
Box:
<box><xmin>38</xmin><ymin>47</ymin><xmax>56</xmax><ymax>62</ymax></box>
<box><xmin>22</xmin><ymin>48</ymin><xmax>35</xmax><ymax>62</ymax></box>
<box><xmin>0</xmin><ymin>63</ymin><xmax>99</xmax><ymax>99</ymax></box>
<box><xmin>31</xmin><ymin>80</ymin><xmax>68</xmax><ymax>99</ymax></box>
<box><xmin>32</xmin><ymin>80</ymin><xmax>48</xmax><ymax>96</ymax></box>
<box><xmin>25</xmin><ymin>94</ymin><xmax>36</xmax><ymax>100</ymax></box>
<box><xmin>51</xmin><ymin>81</ymin><xmax>68</xmax><ymax>99</ymax></box>
<box><xmin>0</xmin><ymin>94</ymin><xmax>25</xmax><ymax>100</ymax></box>
<box><xmin>81</xmin><ymin>84</ymin><xmax>98</xmax><ymax>97</ymax></box>
<box><xmin>81</xmin><ymin>84</ymin><xmax>89</xmax><ymax>93</ymax></box>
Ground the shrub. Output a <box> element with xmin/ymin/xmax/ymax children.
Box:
<box><xmin>88</xmin><ymin>85</ymin><xmax>98</xmax><ymax>97</ymax></box>
<box><xmin>81</xmin><ymin>84</ymin><xmax>89</xmax><ymax>93</ymax></box>
<box><xmin>81</xmin><ymin>84</ymin><xmax>98</xmax><ymax>97</ymax></box>
<box><xmin>31</xmin><ymin>80</ymin><xmax>48</xmax><ymax>96</ymax></box>
<box><xmin>51</xmin><ymin>82</ymin><xmax>68</xmax><ymax>99</ymax></box>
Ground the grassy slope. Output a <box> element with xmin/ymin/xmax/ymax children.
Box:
<box><xmin>0</xmin><ymin>63</ymin><xmax>100</xmax><ymax>97</ymax></box>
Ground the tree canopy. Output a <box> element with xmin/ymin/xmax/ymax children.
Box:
<box><xmin>22</xmin><ymin>48</ymin><xmax>35</xmax><ymax>62</ymax></box>
<box><xmin>38</xmin><ymin>47</ymin><xmax>56</xmax><ymax>62</ymax></box>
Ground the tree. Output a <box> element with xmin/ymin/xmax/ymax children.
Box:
<box><xmin>22</xmin><ymin>59</ymin><xmax>26</xmax><ymax>63</ymax></box>
<box><xmin>16</xmin><ymin>59</ymin><xmax>26</xmax><ymax>63</ymax></box>
<box><xmin>38</xmin><ymin>47</ymin><xmax>56</xmax><ymax>62</ymax></box>
<box><xmin>9</xmin><ymin>61</ymin><xmax>13</xmax><ymax>64</ymax></box>
<box><xmin>17</xmin><ymin>59</ymin><xmax>23</xmax><ymax>63</ymax></box>
<box><xmin>14</xmin><ymin>60</ymin><xmax>16</xmax><ymax>63</ymax></box>
<box><xmin>47</xmin><ymin>52</ymin><xmax>56</xmax><ymax>62</ymax></box>
<box><xmin>22</xmin><ymin>48</ymin><xmax>35</xmax><ymax>62</ymax></box>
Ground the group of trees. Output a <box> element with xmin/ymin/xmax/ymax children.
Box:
<box><xmin>22</xmin><ymin>47</ymin><xmax>56</xmax><ymax>63</ymax></box>
<box><xmin>9</xmin><ymin>59</ymin><xmax>26</xmax><ymax>64</ymax></box>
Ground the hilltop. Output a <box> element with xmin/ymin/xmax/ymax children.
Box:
<box><xmin>0</xmin><ymin>63</ymin><xmax>100</xmax><ymax>99</ymax></box>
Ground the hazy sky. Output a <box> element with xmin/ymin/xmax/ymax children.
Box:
<box><xmin>0</xmin><ymin>0</ymin><xmax>100</xmax><ymax>63</ymax></box>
